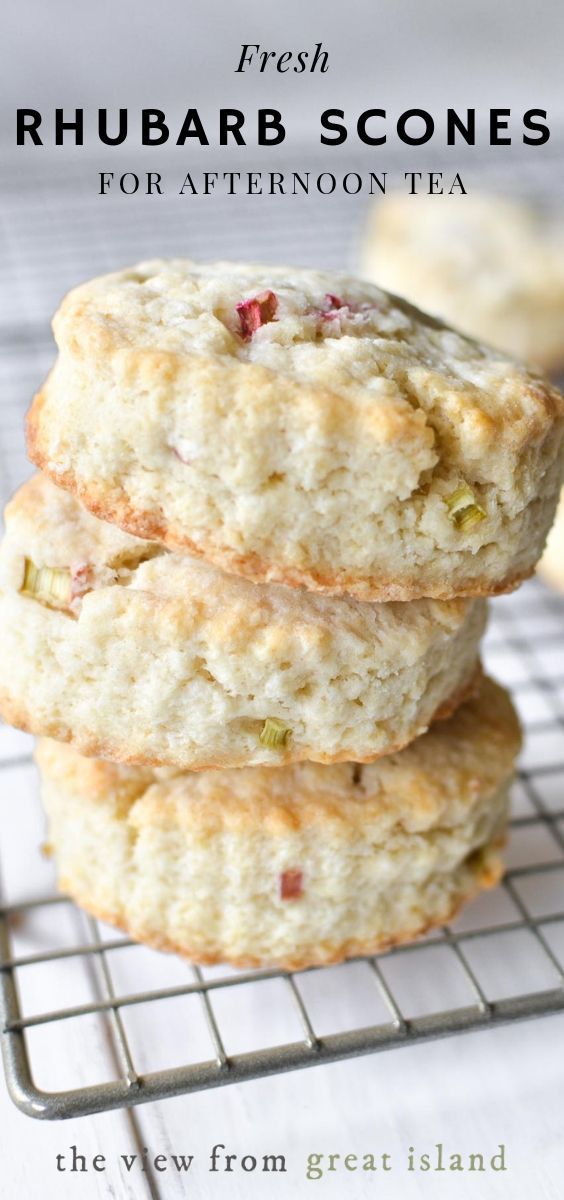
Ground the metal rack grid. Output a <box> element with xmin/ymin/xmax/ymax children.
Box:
<box><xmin>0</xmin><ymin>580</ymin><xmax>563</xmax><ymax>1120</ymax></box>
<box><xmin>0</xmin><ymin>148</ymin><xmax>564</xmax><ymax>1120</ymax></box>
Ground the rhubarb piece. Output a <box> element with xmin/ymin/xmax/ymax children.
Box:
<box><xmin>171</xmin><ymin>446</ymin><xmax>191</xmax><ymax>465</ymax></box>
<box><xmin>317</xmin><ymin>293</ymin><xmax>347</xmax><ymax>321</ymax></box>
<box><xmin>311</xmin><ymin>293</ymin><xmax>379</xmax><ymax>322</ymax></box>
<box><xmin>70</xmin><ymin>562</ymin><xmax>95</xmax><ymax>601</ymax></box>
<box><xmin>280</xmin><ymin>869</ymin><xmax>303</xmax><ymax>900</ymax></box>
<box><xmin>259</xmin><ymin>716</ymin><xmax>291</xmax><ymax>749</ymax></box>
<box><xmin>20</xmin><ymin>559</ymin><xmax>72</xmax><ymax>610</ymax></box>
<box><xmin>445</xmin><ymin>483</ymin><xmax>487</xmax><ymax>531</ymax></box>
<box><xmin>236</xmin><ymin>290</ymin><xmax>278</xmax><ymax>339</ymax></box>
<box><xmin>324</xmin><ymin>293</ymin><xmax>345</xmax><ymax>310</ymax></box>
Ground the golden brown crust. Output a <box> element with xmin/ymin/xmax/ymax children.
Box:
<box><xmin>25</xmin><ymin>417</ymin><xmax>535</xmax><ymax>601</ymax></box>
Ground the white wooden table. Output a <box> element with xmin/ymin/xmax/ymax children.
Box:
<box><xmin>1</xmin><ymin>969</ymin><xmax>563</xmax><ymax>1199</ymax></box>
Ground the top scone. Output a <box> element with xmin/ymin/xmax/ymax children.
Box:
<box><xmin>27</xmin><ymin>259</ymin><xmax>564</xmax><ymax>602</ymax></box>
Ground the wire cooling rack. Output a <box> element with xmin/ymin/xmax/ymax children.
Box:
<box><xmin>1</xmin><ymin>580</ymin><xmax>563</xmax><ymax>1120</ymax></box>
<box><xmin>0</xmin><ymin>148</ymin><xmax>563</xmax><ymax>1119</ymax></box>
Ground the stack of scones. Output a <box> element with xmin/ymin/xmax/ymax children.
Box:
<box><xmin>0</xmin><ymin>260</ymin><xmax>562</xmax><ymax>969</ymax></box>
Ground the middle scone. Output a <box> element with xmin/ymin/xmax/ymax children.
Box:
<box><xmin>0</xmin><ymin>476</ymin><xmax>486</xmax><ymax>771</ymax></box>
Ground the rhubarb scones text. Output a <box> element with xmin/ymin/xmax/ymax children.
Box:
<box><xmin>27</xmin><ymin>259</ymin><xmax>564</xmax><ymax>601</ymax></box>
<box><xmin>36</xmin><ymin>678</ymin><xmax>521</xmax><ymax>970</ymax></box>
<box><xmin>0</xmin><ymin>476</ymin><xmax>485</xmax><ymax>770</ymax></box>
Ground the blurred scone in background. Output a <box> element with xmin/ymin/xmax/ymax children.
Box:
<box><xmin>361</xmin><ymin>192</ymin><xmax>564</xmax><ymax>591</ymax></box>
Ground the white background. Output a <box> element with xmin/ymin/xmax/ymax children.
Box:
<box><xmin>3</xmin><ymin>0</ymin><xmax>564</xmax><ymax>144</ymax></box>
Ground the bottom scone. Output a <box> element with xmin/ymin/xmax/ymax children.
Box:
<box><xmin>36</xmin><ymin>677</ymin><xmax>521</xmax><ymax>970</ymax></box>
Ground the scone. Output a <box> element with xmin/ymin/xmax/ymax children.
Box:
<box><xmin>362</xmin><ymin>193</ymin><xmax>564</xmax><ymax>371</ymax></box>
<box><xmin>36</xmin><ymin>677</ymin><xmax>521</xmax><ymax>970</ymax></box>
<box><xmin>0</xmin><ymin>475</ymin><xmax>485</xmax><ymax>770</ymax></box>
<box><xmin>27</xmin><ymin>259</ymin><xmax>564</xmax><ymax>602</ymax></box>
<box><xmin>538</xmin><ymin>488</ymin><xmax>564</xmax><ymax>593</ymax></box>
